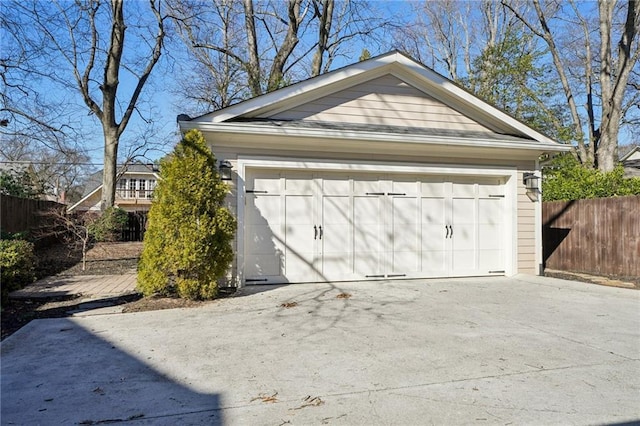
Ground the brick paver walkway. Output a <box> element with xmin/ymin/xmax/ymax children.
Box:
<box><xmin>9</xmin><ymin>273</ymin><xmax>138</xmax><ymax>299</ymax></box>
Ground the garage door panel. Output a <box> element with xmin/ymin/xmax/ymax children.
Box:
<box><xmin>392</xmin><ymin>197</ymin><xmax>419</xmax><ymax>252</ymax></box>
<box><xmin>391</xmin><ymin>179</ymin><xmax>417</xmax><ymax>195</ymax></box>
<box><xmin>421</xmin><ymin>198</ymin><xmax>445</xmax><ymax>225</ymax></box>
<box><xmin>479</xmin><ymin>198</ymin><xmax>501</xmax><ymax>224</ymax></box>
<box><xmin>322</xmin><ymin>195</ymin><xmax>354</xmax><ymax>279</ymax></box>
<box><xmin>353</xmin><ymin>195</ymin><xmax>383</xmax><ymax>276</ymax></box>
<box><xmin>284</xmin><ymin>248</ymin><xmax>316</xmax><ymax>278</ymax></box>
<box><xmin>246</xmin><ymin>253</ymin><xmax>282</xmax><ymax>277</ymax></box>
<box><xmin>421</xmin><ymin>249</ymin><xmax>447</xmax><ymax>274</ymax></box>
<box><xmin>355</xmin><ymin>251</ymin><xmax>382</xmax><ymax>276</ymax></box>
<box><xmin>452</xmin><ymin>181</ymin><xmax>476</xmax><ymax>198</ymax></box>
<box><xmin>246</xmin><ymin>224</ymin><xmax>282</xmax><ymax>254</ymax></box>
<box><xmin>479</xmin><ymin>225</ymin><xmax>501</xmax><ymax>249</ymax></box>
<box><xmin>421</xmin><ymin>180</ymin><xmax>445</xmax><ymax>197</ymax></box>
<box><xmin>285</xmin><ymin>173</ymin><xmax>315</xmax><ymax>193</ymax></box>
<box><xmin>452</xmin><ymin>250</ymin><xmax>475</xmax><ymax>271</ymax></box>
<box><xmin>283</xmin><ymin>193</ymin><xmax>317</xmax><ymax>281</ymax></box>
<box><xmin>452</xmin><ymin>223</ymin><xmax>475</xmax><ymax>251</ymax></box>
<box><xmin>285</xmin><ymin>194</ymin><xmax>313</xmax><ymax>224</ymax></box>
<box><xmin>354</xmin><ymin>177</ymin><xmax>381</xmax><ymax>194</ymax></box>
<box><xmin>323</xmin><ymin>196</ymin><xmax>350</xmax><ymax>224</ymax></box>
<box><xmin>478</xmin><ymin>197</ymin><xmax>503</xmax><ymax>271</ymax></box>
<box><xmin>393</xmin><ymin>251</ymin><xmax>420</xmax><ymax>273</ymax></box>
<box><xmin>323</xmin><ymin>176</ymin><xmax>350</xmax><ymax>195</ymax></box>
<box><xmin>250</xmin><ymin>174</ymin><xmax>281</xmax><ymax>193</ymax></box>
<box><xmin>248</xmin><ymin>195</ymin><xmax>281</xmax><ymax>225</ymax></box>
<box><xmin>479</xmin><ymin>250</ymin><xmax>503</xmax><ymax>271</ymax></box>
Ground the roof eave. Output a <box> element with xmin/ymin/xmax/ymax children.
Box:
<box><xmin>179</xmin><ymin>121</ymin><xmax>571</xmax><ymax>154</ymax></box>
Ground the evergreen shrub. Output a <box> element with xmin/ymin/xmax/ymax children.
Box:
<box><xmin>1</xmin><ymin>239</ymin><xmax>36</xmax><ymax>305</ymax></box>
<box><xmin>543</xmin><ymin>155</ymin><xmax>640</xmax><ymax>201</ymax></box>
<box><xmin>137</xmin><ymin>130</ymin><xmax>236</xmax><ymax>299</ymax></box>
<box><xmin>88</xmin><ymin>207</ymin><xmax>128</xmax><ymax>242</ymax></box>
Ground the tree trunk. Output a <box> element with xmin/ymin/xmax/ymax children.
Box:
<box><xmin>243</xmin><ymin>0</ymin><xmax>262</xmax><ymax>97</ymax></box>
<box><xmin>311</xmin><ymin>0</ymin><xmax>334</xmax><ymax>77</ymax></box>
<box><xmin>596</xmin><ymin>0</ymin><xmax>639</xmax><ymax>171</ymax></box>
<box><xmin>101</xmin><ymin>130</ymin><xmax>118</xmax><ymax>211</ymax></box>
<box><xmin>267</xmin><ymin>0</ymin><xmax>301</xmax><ymax>92</ymax></box>
<box><xmin>81</xmin><ymin>236</ymin><xmax>87</xmax><ymax>271</ymax></box>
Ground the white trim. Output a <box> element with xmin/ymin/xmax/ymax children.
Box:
<box><xmin>68</xmin><ymin>185</ymin><xmax>102</xmax><ymax>212</ymax></box>
<box><xmin>534</xmin><ymin>159</ymin><xmax>542</xmax><ymax>275</ymax></box>
<box><xmin>181</xmin><ymin>122</ymin><xmax>570</xmax><ymax>154</ymax></box>
<box><xmin>235</xmin><ymin>156</ymin><xmax>518</xmax><ymax>286</ymax></box>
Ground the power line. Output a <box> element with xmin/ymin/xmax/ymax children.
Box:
<box><xmin>0</xmin><ymin>160</ymin><xmax>102</xmax><ymax>166</ymax></box>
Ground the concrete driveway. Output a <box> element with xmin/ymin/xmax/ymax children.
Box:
<box><xmin>2</xmin><ymin>275</ymin><xmax>639</xmax><ymax>425</ymax></box>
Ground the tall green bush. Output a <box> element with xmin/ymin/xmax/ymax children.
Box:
<box><xmin>137</xmin><ymin>130</ymin><xmax>236</xmax><ymax>299</ymax></box>
<box><xmin>1</xmin><ymin>239</ymin><xmax>36</xmax><ymax>305</ymax></box>
<box><xmin>543</xmin><ymin>154</ymin><xmax>640</xmax><ymax>201</ymax></box>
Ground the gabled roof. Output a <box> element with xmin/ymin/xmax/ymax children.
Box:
<box><xmin>620</xmin><ymin>146</ymin><xmax>640</xmax><ymax>162</ymax></box>
<box><xmin>180</xmin><ymin>51</ymin><xmax>568</xmax><ymax>154</ymax></box>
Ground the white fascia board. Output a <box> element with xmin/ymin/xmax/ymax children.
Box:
<box><xmin>180</xmin><ymin>121</ymin><xmax>572</xmax><ymax>154</ymax></box>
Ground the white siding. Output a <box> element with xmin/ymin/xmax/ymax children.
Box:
<box><xmin>516</xmin><ymin>169</ymin><xmax>537</xmax><ymax>274</ymax></box>
<box><xmin>268</xmin><ymin>74</ymin><xmax>492</xmax><ymax>132</ymax></box>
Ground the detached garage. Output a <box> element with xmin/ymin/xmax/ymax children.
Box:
<box><xmin>179</xmin><ymin>51</ymin><xmax>569</xmax><ymax>286</ymax></box>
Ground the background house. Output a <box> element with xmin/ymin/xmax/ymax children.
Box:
<box><xmin>620</xmin><ymin>146</ymin><xmax>640</xmax><ymax>177</ymax></box>
<box><xmin>69</xmin><ymin>162</ymin><xmax>159</xmax><ymax>213</ymax></box>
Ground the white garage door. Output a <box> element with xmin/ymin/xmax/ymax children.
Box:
<box><xmin>244</xmin><ymin>170</ymin><xmax>505</xmax><ymax>284</ymax></box>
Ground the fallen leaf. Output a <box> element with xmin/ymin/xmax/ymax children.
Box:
<box><xmin>280</xmin><ymin>302</ymin><xmax>298</xmax><ymax>308</ymax></box>
<box><xmin>291</xmin><ymin>395</ymin><xmax>324</xmax><ymax>410</ymax></box>
<box><xmin>251</xmin><ymin>391</ymin><xmax>278</xmax><ymax>403</ymax></box>
<box><xmin>336</xmin><ymin>293</ymin><xmax>351</xmax><ymax>299</ymax></box>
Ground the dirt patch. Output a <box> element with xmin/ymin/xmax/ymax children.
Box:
<box><xmin>1</xmin><ymin>293</ymin><xmax>142</xmax><ymax>340</ymax></box>
<box><xmin>544</xmin><ymin>269</ymin><xmax>640</xmax><ymax>290</ymax></box>
<box><xmin>122</xmin><ymin>295</ymin><xmax>211</xmax><ymax>313</ymax></box>
<box><xmin>35</xmin><ymin>242</ymin><xmax>142</xmax><ymax>277</ymax></box>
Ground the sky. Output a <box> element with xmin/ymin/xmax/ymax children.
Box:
<box><xmin>2</xmin><ymin>0</ymin><xmax>637</xmax><ymax>172</ymax></box>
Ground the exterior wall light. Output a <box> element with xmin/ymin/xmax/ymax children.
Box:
<box><xmin>219</xmin><ymin>160</ymin><xmax>233</xmax><ymax>181</ymax></box>
<box><xmin>523</xmin><ymin>172</ymin><xmax>540</xmax><ymax>191</ymax></box>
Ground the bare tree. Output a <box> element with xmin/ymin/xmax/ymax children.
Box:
<box><xmin>8</xmin><ymin>0</ymin><xmax>168</xmax><ymax>209</ymax></box>
<box><xmin>503</xmin><ymin>0</ymin><xmax>640</xmax><ymax>171</ymax></box>
<box><xmin>169</xmin><ymin>0</ymin><xmax>248</xmax><ymax>110</ymax></box>
<box><xmin>0</xmin><ymin>137</ymin><xmax>92</xmax><ymax>203</ymax></box>
<box><xmin>1</xmin><ymin>9</ymin><xmax>84</xmax><ymax>157</ymax></box>
<box><xmin>36</xmin><ymin>207</ymin><xmax>92</xmax><ymax>271</ymax></box>
<box><xmin>394</xmin><ymin>0</ymin><xmax>477</xmax><ymax>80</ymax></box>
<box><xmin>308</xmin><ymin>0</ymin><xmax>391</xmax><ymax>77</ymax></box>
<box><xmin>170</xmin><ymin>0</ymin><xmax>391</xmax><ymax>114</ymax></box>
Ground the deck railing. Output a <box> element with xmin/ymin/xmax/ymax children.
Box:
<box><xmin>116</xmin><ymin>189</ymin><xmax>154</xmax><ymax>200</ymax></box>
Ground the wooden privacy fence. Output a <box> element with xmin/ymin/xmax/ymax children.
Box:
<box><xmin>543</xmin><ymin>195</ymin><xmax>640</xmax><ymax>277</ymax></box>
<box><xmin>0</xmin><ymin>194</ymin><xmax>65</xmax><ymax>236</ymax></box>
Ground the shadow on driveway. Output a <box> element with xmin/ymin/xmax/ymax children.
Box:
<box><xmin>1</xmin><ymin>318</ymin><xmax>223</xmax><ymax>425</ymax></box>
